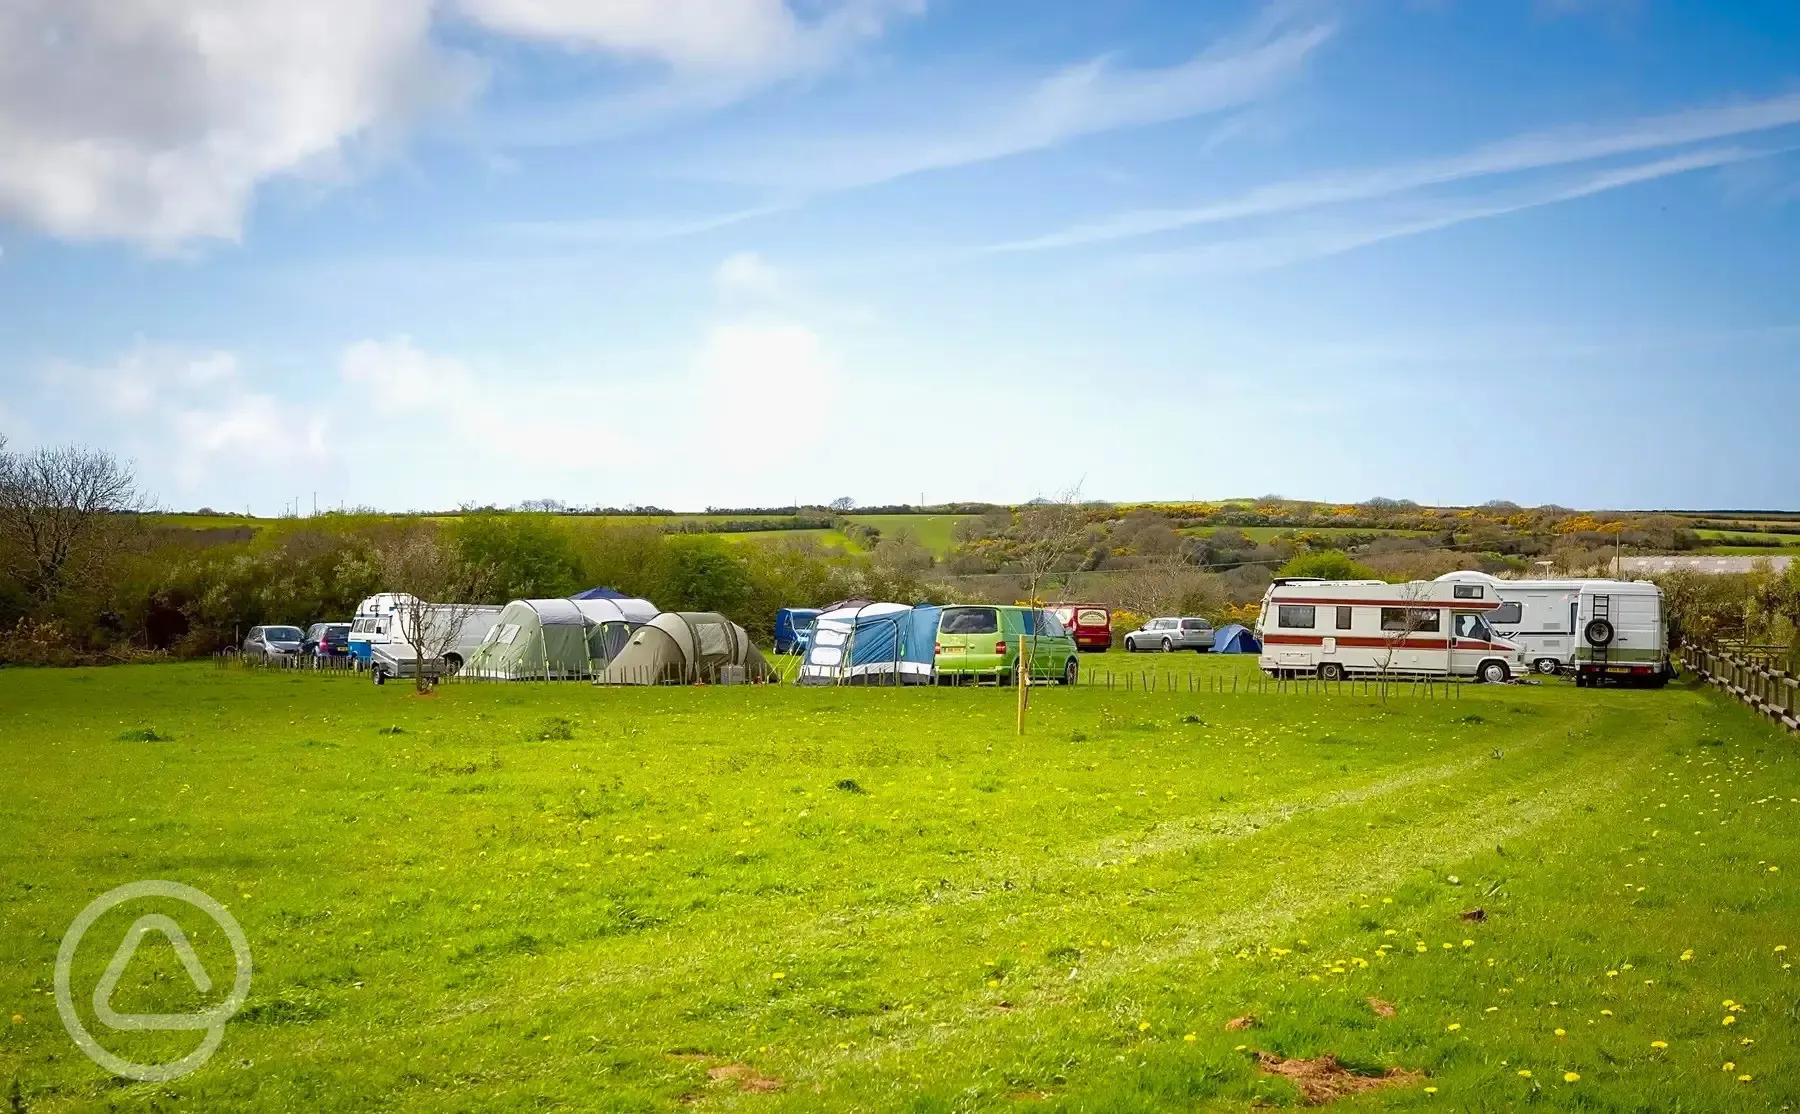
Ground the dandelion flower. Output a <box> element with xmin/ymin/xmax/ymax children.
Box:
<box><xmin>1600</xmin><ymin>1009</ymin><xmax>1613</xmax><ymax>1017</ymax></box>
<box><xmin>1462</xmin><ymin>940</ymin><xmax>1474</xmax><ymax>948</ymax></box>
<box><xmin>1776</xmin><ymin>945</ymin><xmax>1788</xmax><ymax>953</ymax></box>
<box><xmin>1723</xmin><ymin>1015</ymin><xmax>1737</xmax><ymax>1026</ymax></box>
<box><xmin>1183</xmin><ymin>1033</ymin><xmax>1196</xmax><ymax>1042</ymax></box>
<box><xmin>1606</xmin><ymin>970</ymin><xmax>1619</xmax><ymax>978</ymax></box>
<box><xmin>1424</xmin><ymin>1086</ymin><xmax>1437</xmax><ymax>1094</ymax></box>
<box><xmin>8</xmin><ymin>1014</ymin><xmax>19</xmax><ymax>1025</ymax></box>
<box><xmin>1722</xmin><ymin>1062</ymin><xmax>1735</xmax><ymax>1071</ymax></box>
<box><xmin>1651</xmin><ymin>1041</ymin><xmax>1668</xmax><ymax>1049</ymax></box>
<box><xmin>1564</xmin><ymin>1072</ymin><xmax>1580</xmax><ymax>1083</ymax></box>
<box><xmin>1739</xmin><ymin>1075</ymin><xmax>1753</xmax><ymax>1082</ymax></box>
<box><xmin>771</xmin><ymin>972</ymin><xmax>785</xmax><ymax>980</ymax></box>
<box><xmin>1554</xmin><ymin>1028</ymin><xmax>1566</xmax><ymax>1037</ymax></box>
<box><xmin>1517</xmin><ymin>1069</ymin><xmax>1532</xmax><ymax>1078</ymax></box>
<box><xmin>1137</xmin><ymin>1021</ymin><xmax>1150</xmax><ymax>1032</ymax></box>
<box><xmin>1680</xmin><ymin>949</ymin><xmax>1695</xmax><ymax>961</ymax></box>
<box><xmin>1447</xmin><ymin>1023</ymin><xmax>1461</xmax><ymax>1031</ymax></box>
<box><xmin>1417</xmin><ymin>943</ymin><xmax>1429</xmax><ymax>953</ymax></box>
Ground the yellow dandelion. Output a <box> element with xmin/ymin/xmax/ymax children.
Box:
<box><xmin>1564</xmin><ymin>1072</ymin><xmax>1580</xmax><ymax>1083</ymax></box>
<box><xmin>1554</xmin><ymin>1028</ymin><xmax>1566</xmax><ymax>1037</ymax></box>
<box><xmin>1600</xmin><ymin>1009</ymin><xmax>1613</xmax><ymax>1017</ymax></box>
<box><xmin>1137</xmin><ymin>1021</ymin><xmax>1150</xmax><ymax>1032</ymax></box>
<box><xmin>1447</xmin><ymin>1023</ymin><xmax>1462</xmax><ymax>1031</ymax></box>
<box><xmin>1651</xmin><ymin>1040</ymin><xmax>1668</xmax><ymax>1049</ymax></box>
<box><xmin>1424</xmin><ymin>1086</ymin><xmax>1437</xmax><ymax>1094</ymax></box>
<box><xmin>1416</xmin><ymin>943</ymin><xmax>1429</xmax><ymax>953</ymax></box>
<box><xmin>1606</xmin><ymin>970</ymin><xmax>1618</xmax><ymax>978</ymax></box>
<box><xmin>1680</xmin><ymin>949</ymin><xmax>1695</xmax><ymax>961</ymax></box>
<box><xmin>771</xmin><ymin>972</ymin><xmax>785</xmax><ymax>980</ymax></box>
<box><xmin>987</xmin><ymin>979</ymin><xmax>999</xmax><ymax>988</ymax></box>
<box><xmin>1183</xmin><ymin>1033</ymin><xmax>1196</xmax><ymax>1042</ymax></box>
<box><xmin>1776</xmin><ymin>945</ymin><xmax>1788</xmax><ymax>953</ymax></box>
<box><xmin>1722</xmin><ymin>1015</ymin><xmax>1737</xmax><ymax>1026</ymax></box>
<box><xmin>8</xmin><ymin>1014</ymin><xmax>20</xmax><ymax>1025</ymax></box>
<box><xmin>1462</xmin><ymin>939</ymin><xmax>1474</xmax><ymax>948</ymax></box>
<box><xmin>1722</xmin><ymin>1062</ymin><xmax>1735</xmax><ymax>1072</ymax></box>
<box><xmin>1739</xmin><ymin>1075</ymin><xmax>1753</xmax><ymax>1082</ymax></box>
<box><xmin>1517</xmin><ymin>1069</ymin><xmax>1532</xmax><ymax>1079</ymax></box>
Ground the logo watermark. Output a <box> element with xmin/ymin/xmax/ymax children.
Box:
<box><xmin>55</xmin><ymin>881</ymin><xmax>253</xmax><ymax>1082</ymax></box>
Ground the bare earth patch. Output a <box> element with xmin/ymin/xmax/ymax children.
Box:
<box><xmin>1254</xmin><ymin>1053</ymin><xmax>1422</xmax><ymax>1105</ymax></box>
<box><xmin>1225</xmin><ymin>1014</ymin><xmax>1257</xmax><ymax>1030</ymax></box>
<box><xmin>709</xmin><ymin>1064</ymin><xmax>784</xmax><ymax>1093</ymax></box>
<box><xmin>1367</xmin><ymin>997</ymin><xmax>1396</xmax><ymax>1018</ymax></box>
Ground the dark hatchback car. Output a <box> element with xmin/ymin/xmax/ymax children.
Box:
<box><xmin>305</xmin><ymin>622</ymin><xmax>352</xmax><ymax>657</ymax></box>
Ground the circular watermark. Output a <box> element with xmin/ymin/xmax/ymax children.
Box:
<box><xmin>55</xmin><ymin>880</ymin><xmax>253</xmax><ymax>1082</ymax></box>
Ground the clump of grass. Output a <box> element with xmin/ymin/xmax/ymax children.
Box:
<box><xmin>1459</xmin><ymin>714</ymin><xmax>1487</xmax><ymax>725</ymax></box>
<box><xmin>378</xmin><ymin>725</ymin><xmax>405</xmax><ymax>735</ymax></box>
<box><xmin>115</xmin><ymin>727</ymin><xmax>171</xmax><ymax>742</ymax></box>
<box><xmin>534</xmin><ymin>717</ymin><xmax>574</xmax><ymax>741</ymax></box>
<box><xmin>1069</xmin><ymin>730</ymin><xmax>1089</xmax><ymax>742</ymax></box>
<box><xmin>834</xmin><ymin>778</ymin><xmax>866</xmax><ymax>794</ymax></box>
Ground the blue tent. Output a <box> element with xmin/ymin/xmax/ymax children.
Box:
<box><xmin>799</xmin><ymin>604</ymin><xmax>941</xmax><ymax>685</ymax></box>
<box><xmin>572</xmin><ymin>586</ymin><xmax>629</xmax><ymax>600</ymax></box>
<box><xmin>1213</xmin><ymin>623</ymin><xmax>1260</xmax><ymax>654</ymax></box>
<box><xmin>774</xmin><ymin>608</ymin><xmax>821</xmax><ymax>655</ymax></box>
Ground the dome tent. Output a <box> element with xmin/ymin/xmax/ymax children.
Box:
<box><xmin>597</xmin><ymin>612</ymin><xmax>775</xmax><ymax>685</ymax></box>
<box><xmin>1212</xmin><ymin>623</ymin><xmax>1261</xmax><ymax>654</ymax></box>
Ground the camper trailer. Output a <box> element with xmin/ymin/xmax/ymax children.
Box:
<box><xmin>1435</xmin><ymin>572</ymin><xmax>1671</xmax><ymax>683</ymax></box>
<box><xmin>1255</xmin><ymin>578</ymin><xmax>1525</xmax><ymax>682</ymax></box>
<box><xmin>349</xmin><ymin>593</ymin><xmax>501</xmax><ymax>673</ymax></box>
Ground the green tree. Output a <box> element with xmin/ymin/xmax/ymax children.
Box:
<box><xmin>658</xmin><ymin>536</ymin><xmax>753</xmax><ymax>616</ymax></box>
<box><xmin>1276</xmin><ymin>550</ymin><xmax>1379</xmax><ymax>581</ymax></box>
<box><xmin>452</xmin><ymin>514</ymin><xmax>581</xmax><ymax>601</ymax></box>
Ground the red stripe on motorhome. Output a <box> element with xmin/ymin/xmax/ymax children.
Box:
<box><xmin>1262</xmin><ymin>634</ymin><xmax>1510</xmax><ymax>651</ymax></box>
<box><xmin>1269</xmin><ymin>597</ymin><xmax>1501</xmax><ymax>610</ymax></box>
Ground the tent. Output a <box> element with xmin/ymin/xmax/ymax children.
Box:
<box><xmin>571</xmin><ymin>586</ymin><xmax>629</xmax><ymax>600</ymax></box>
<box><xmin>463</xmin><ymin>599</ymin><xmax>596</xmax><ymax>679</ymax></box>
<box><xmin>798</xmin><ymin>603</ymin><xmax>940</xmax><ymax>685</ymax></box>
<box><xmin>597</xmin><ymin>612</ymin><xmax>774</xmax><ymax>685</ymax></box>
<box><xmin>1213</xmin><ymin>623</ymin><xmax>1261</xmax><ymax>654</ymax></box>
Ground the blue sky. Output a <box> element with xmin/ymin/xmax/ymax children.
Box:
<box><xmin>1</xmin><ymin>0</ymin><xmax>1796</xmax><ymax>514</ymax></box>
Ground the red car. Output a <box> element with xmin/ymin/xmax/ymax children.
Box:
<box><xmin>1050</xmin><ymin>604</ymin><xmax>1113</xmax><ymax>652</ymax></box>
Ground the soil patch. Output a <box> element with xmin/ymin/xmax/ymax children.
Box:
<box><xmin>1254</xmin><ymin>1053</ymin><xmax>1421</xmax><ymax>1105</ymax></box>
<box><xmin>1367</xmin><ymin>998</ymin><xmax>1396</xmax><ymax>1018</ymax></box>
<box><xmin>709</xmin><ymin>1064</ymin><xmax>784</xmax><ymax>1093</ymax></box>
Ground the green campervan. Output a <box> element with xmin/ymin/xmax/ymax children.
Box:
<box><xmin>933</xmin><ymin>605</ymin><xmax>1080</xmax><ymax>685</ymax></box>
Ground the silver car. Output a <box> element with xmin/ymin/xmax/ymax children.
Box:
<box><xmin>242</xmin><ymin>625</ymin><xmax>306</xmax><ymax>658</ymax></box>
<box><xmin>1124</xmin><ymin>616</ymin><xmax>1215</xmax><ymax>653</ymax></box>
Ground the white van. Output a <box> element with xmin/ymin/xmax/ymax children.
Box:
<box><xmin>1255</xmin><ymin>578</ymin><xmax>1525</xmax><ymax>683</ymax></box>
<box><xmin>1572</xmin><ymin>580</ymin><xmax>1670</xmax><ymax>688</ymax></box>
<box><xmin>350</xmin><ymin>593</ymin><xmax>502</xmax><ymax>674</ymax></box>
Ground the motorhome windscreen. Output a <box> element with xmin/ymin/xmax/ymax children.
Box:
<box><xmin>940</xmin><ymin>608</ymin><xmax>999</xmax><ymax>634</ymax></box>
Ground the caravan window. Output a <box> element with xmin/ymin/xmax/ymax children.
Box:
<box><xmin>1381</xmin><ymin>607</ymin><xmax>1441</xmax><ymax>633</ymax></box>
<box><xmin>1491</xmin><ymin>602</ymin><xmax>1523</xmax><ymax>625</ymax></box>
<box><xmin>1336</xmin><ymin>606</ymin><xmax>1353</xmax><ymax>630</ymax></box>
<box><xmin>940</xmin><ymin>607</ymin><xmax>999</xmax><ymax>635</ymax></box>
<box><xmin>1277</xmin><ymin>605</ymin><xmax>1316</xmax><ymax>629</ymax></box>
<box><xmin>1452</xmin><ymin>584</ymin><xmax>1484</xmax><ymax>599</ymax></box>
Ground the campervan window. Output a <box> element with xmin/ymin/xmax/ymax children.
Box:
<box><xmin>940</xmin><ymin>607</ymin><xmax>999</xmax><ymax>635</ymax></box>
<box><xmin>1335</xmin><ymin>606</ymin><xmax>1353</xmax><ymax>630</ymax></box>
<box><xmin>1491</xmin><ymin>602</ymin><xmax>1523</xmax><ymax>625</ymax></box>
<box><xmin>1452</xmin><ymin>584</ymin><xmax>1484</xmax><ymax>599</ymax></box>
<box><xmin>1381</xmin><ymin>607</ymin><xmax>1441</xmax><ymax>632</ymax></box>
<box><xmin>1277</xmin><ymin>605</ymin><xmax>1316</xmax><ymax>629</ymax></box>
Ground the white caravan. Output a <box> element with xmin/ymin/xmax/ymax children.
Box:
<box><xmin>1434</xmin><ymin>572</ymin><xmax>1670</xmax><ymax>684</ymax></box>
<box><xmin>349</xmin><ymin>593</ymin><xmax>502</xmax><ymax>673</ymax></box>
<box><xmin>1255</xmin><ymin>578</ymin><xmax>1526</xmax><ymax>683</ymax></box>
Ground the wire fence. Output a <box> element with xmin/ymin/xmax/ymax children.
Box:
<box><xmin>215</xmin><ymin>650</ymin><xmax>1477</xmax><ymax>699</ymax></box>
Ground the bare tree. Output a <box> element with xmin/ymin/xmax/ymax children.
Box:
<box><xmin>0</xmin><ymin>441</ymin><xmax>148</xmax><ymax>605</ymax></box>
<box><xmin>375</xmin><ymin>528</ymin><xmax>495</xmax><ymax>692</ymax></box>
<box><xmin>1010</xmin><ymin>485</ymin><xmax>1093</xmax><ymax>606</ymax></box>
<box><xmin>1373</xmin><ymin>582</ymin><xmax>1437</xmax><ymax>700</ymax></box>
<box><xmin>828</xmin><ymin>496</ymin><xmax>856</xmax><ymax>513</ymax></box>
<box><xmin>1111</xmin><ymin>556</ymin><xmax>1220</xmax><ymax>620</ymax></box>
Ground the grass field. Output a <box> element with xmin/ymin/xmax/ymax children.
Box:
<box><xmin>3</xmin><ymin>662</ymin><xmax>1797</xmax><ymax>1112</ymax></box>
<box><xmin>842</xmin><ymin>515</ymin><xmax>971</xmax><ymax>558</ymax></box>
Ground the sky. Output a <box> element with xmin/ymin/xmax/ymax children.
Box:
<box><xmin>0</xmin><ymin>0</ymin><xmax>1797</xmax><ymax>514</ymax></box>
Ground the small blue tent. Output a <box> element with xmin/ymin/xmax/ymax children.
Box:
<box><xmin>774</xmin><ymin>608</ymin><xmax>821</xmax><ymax>655</ymax></box>
<box><xmin>572</xmin><ymin>586</ymin><xmax>629</xmax><ymax>600</ymax></box>
<box><xmin>1213</xmin><ymin>623</ymin><xmax>1260</xmax><ymax>654</ymax></box>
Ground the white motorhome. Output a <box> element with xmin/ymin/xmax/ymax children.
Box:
<box><xmin>1434</xmin><ymin>572</ymin><xmax>1670</xmax><ymax>685</ymax></box>
<box><xmin>1255</xmin><ymin>578</ymin><xmax>1525</xmax><ymax>683</ymax></box>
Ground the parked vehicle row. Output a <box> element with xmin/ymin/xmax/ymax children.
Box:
<box><xmin>1123</xmin><ymin>616</ymin><xmax>1214</xmax><ymax>653</ymax></box>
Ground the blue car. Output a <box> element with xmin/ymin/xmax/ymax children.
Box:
<box><xmin>774</xmin><ymin>608</ymin><xmax>822</xmax><ymax>655</ymax></box>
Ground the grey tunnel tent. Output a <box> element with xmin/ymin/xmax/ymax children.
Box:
<box><xmin>597</xmin><ymin>612</ymin><xmax>775</xmax><ymax>685</ymax></box>
<box><xmin>463</xmin><ymin>599</ymin><xmax>620</xmax><ymax>679</ymax></box>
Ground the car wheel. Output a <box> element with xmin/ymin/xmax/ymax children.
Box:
<box><xmin>1319</xmin><ymin>662</ymin><xmax>1344</xmax><ymax>682</ymax></box>
<box><xmin>1161</xmin><ymin>637</ymin><xmax>1173</xmax><ymax>653</ymax></box>
<box><xmin>1479</xmin><ymin>660</ymin><xmax>1510</xmax><ymax>685</ymax></box>
<box><xmin>1060</xmin><ymin>658</ymin><xmax>1079</xmax><ymax>686</ymax></box>
<box><xmin>443</xmin><ymin>653</ymin><xmax>464</xmax><ymax>676</ymax></box>
<box><xmin>1124</xmin><ymin>638</ymin><xmax>1136</xmax><ymax>653</ymax></box>
<box><xmin>1534</xmin><ymin>658</ymin><xmax>1561</xmax><ymax>676</ymax></box>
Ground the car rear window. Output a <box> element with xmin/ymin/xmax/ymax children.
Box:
<box><xmin>940</xmin><ymin>607</ymin><xmax>999</xmax><ymax>635</ymax></box>
<box><xmin>266</xmin><ymin>626</ymin><xmax>304</xmax><ymax>641</ymax></box>
<box><xmin>1076</xmin><ymin>608</ymin><xmax>1108</xmax><ymax>626</ymax></box>
<box><xmin>324</xmin><ymin>625</ymin><xmax>350</xmax><ymax>637</ymax></box>
<box><xmin>1180</xmin><ymin>618</ymin><xmax>1210</xmax><ymax>630</ymax></box>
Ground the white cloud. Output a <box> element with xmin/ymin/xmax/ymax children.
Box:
<box><xmin>0</xmin><ymin>0</ymin><xmax>479</xmax><ymax>248</ymax></box>
<box><xmin>991</xmin><ymin>91</ymin><xmax>1800</xmax><ymax>253</ymax></box>
<box><xmin>1126</xmin><ymin>145</ymin><xmax>1785</xmax><ymax>275</ymax></box>
<box><xmin>699</xmin><ymin>13</ymin><xmax>1336</xmax><ymax>190</ymax></box>
<box><xmin>713</xmin><ymin>251</ymin><xmax>784</xmax><ymax>301</ymax></box>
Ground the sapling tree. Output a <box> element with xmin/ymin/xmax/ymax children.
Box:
<box><xmin>375</xmin><ymin>527</ymin><xmax>495</xmax><ymax>691</ymax></box>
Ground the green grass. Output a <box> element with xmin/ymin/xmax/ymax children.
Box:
<box><xmin>2</xmin><ymin>663</ymin><xmax>1797</xmax><ymax>1111</ymax></box>
<box><xmin>841</xmin><ymin>515</ymin><xmax>972</xmax><ymax>558</ymax></box>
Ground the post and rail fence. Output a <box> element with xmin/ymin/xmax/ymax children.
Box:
<box><xmin>1684</xmin><ymin>642</ymin><xmax>1800</xmax><ymax>735</ymax></box>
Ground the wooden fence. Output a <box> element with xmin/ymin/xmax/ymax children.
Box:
<box><xmin>1685</xmin><ymin>643</ymin><xmax>1800</xmax><ymax>735</ymax></box>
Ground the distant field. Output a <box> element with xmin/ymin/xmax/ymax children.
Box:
<box><xmin>1693</xmin><ymin>530</ymin><xmax>1800</xmax><ymax>547</ymax></box>
<box><xmin>1180</xmin><ymin>526</ymin><xmax>1431</xmax><ymax>542</ymax></box>
<box><xmin>2</xmin><ymin>664</ymin><xmax>1796</xmax><ymax>1111</ymax></box>
<box><xmin>843</xmin><ymin>514</ymin><xmax>971</xmax><ymax>557</ymax></box>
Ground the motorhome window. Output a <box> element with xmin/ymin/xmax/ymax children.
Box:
<box><xmin>1277</xmin><ymin>605</ymin><xmax>1316</xmax><ymax>629</ymax></box>
<box><xmin>374</xmin><ymin>620</ymin><xmax>388</xmax><ymax>635</ymax></box>
<box><xmin>1452</xmin><ymin>584</ymin><xmax>1484</xmax><ymax>599</ymax></box>
<box><xmin>940</xmin><ymin>608</ymin><xmax>999</xmax><ymax>635</ymax></box>
<box><xmin>1380</xmin><ymin>607</ymin><xmax>1441</xmax><ymax>632</ymax></box>
<box><xmin>1491</xmin><ymin>602</ymin><xmax>1523</xmax><ymax>625</ymax></box>
<box><xmin>1454</xmin><ymin>614</ymin><xmax>1492</xmax><ymax>641</ymax></box>
<box><xmin>1336</xmin><ymin>606</ymin><xmax>1353</xmax><ymax>630</ymax></box>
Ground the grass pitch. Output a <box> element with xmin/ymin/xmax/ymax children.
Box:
<box><xmin>1</xmin><ymin>661</ymin><xmax>1796</xmax><ymax>1111</ymax></box>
